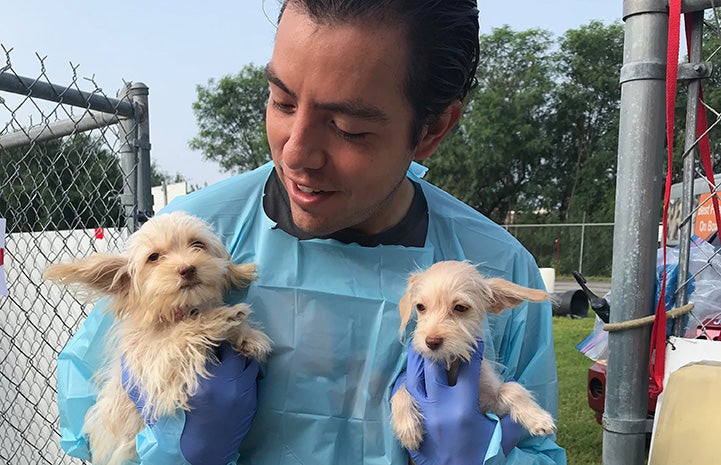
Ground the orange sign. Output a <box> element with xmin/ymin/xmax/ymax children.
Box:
<box><xmin>694</xmin><ymin>192</ymin><xmax>721</xmax><ymax>239</ymax></box>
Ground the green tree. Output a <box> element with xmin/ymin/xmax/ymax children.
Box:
<box><xmin>516</xmin><ymin>22</ymin><xmax>623</xmax><ymax>276</ymax></box>
<box><xmin>150</xmin><ymin>161</ymin><xmax>201</xmax><ymax>192</ymax></box>
<box><xmin>424</xmin><ymin>27</ymin><xmax>558</xmax><ymax>224</ymax></box>
<box><xmin>189</xmin><ymin>65</ymin><xmax>270</xmax><ymax>174</ymax></box>
<box><xmin>544</xmin><ymin>21</ymin><xmax>623</xmax><ymax>223</ymax></box>
<box><xmin>0</xmin><ymin>134</ymin><xmax>124</xmax><ymax>232</ymax></box>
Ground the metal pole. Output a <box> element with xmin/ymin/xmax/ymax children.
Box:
<box><xmin>603</xmin><ymin>1</ymin><xmax>667</xmax><ymax>464</ymax></box>
<box><xmin>128</xmin><ymin>82</ymin><xmax>153</xmax><ymax>223</ymax></box>
<box><xmin>580</xmin><ymin>212</ymin><xmax>586</xmax><ymax>275</ymax></box>
<box><xmin>0</xmin><ymin>111</ymin><xmax>119</xmax><ymax>150</ymax></box>
<box><xmin>117</xmin><ymin>82</ymin><xmax>153</xmax><ymax>233</ymax></box>
<box><xmin>0</xmin><ymin>71</ymin><xmax>134</xmax><ymax>117</ymax></box>
<box><xmin>117</xmin><ymin>83</ymin><xmax>138</xmax><ymax>232</ymax></box>
<box><xmin>673</xmin><ymin>11</ymin><xmax>704</xmax><ymax>336</ymax></box>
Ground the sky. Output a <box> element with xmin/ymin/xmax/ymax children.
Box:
<box><xmin>1</xmin><ymin>1</ymin><xmax>623</xmax><ymax>188</ymax></box>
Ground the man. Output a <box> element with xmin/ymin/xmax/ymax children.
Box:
<box><xmin>57</xmin><ymin>1</ymin><xmax>566</xmax><ymax>463</ymax></box>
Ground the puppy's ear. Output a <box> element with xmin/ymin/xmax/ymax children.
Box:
<box><xmin>44</xmin><ymin>254</ymin><xmax>130</xmax><ymax>297</ymax></box>
<box><xmin>398</xmin><ymin>275</ymin><xmax>419</xmax><ymax>338</ymax></box>
<box><xmin>486</xmin><ymin>278</ymin><xmax>549</xmax><ymax>314</ymax></box>
<box><xmin>228</xmin><ymin>263</ymin><xmax>258</xmax><ymax>288</ymax></box>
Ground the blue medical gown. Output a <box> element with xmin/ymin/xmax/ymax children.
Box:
<box><xmin>57</xmin><ymin>162</ymin><xmax>566</xmax><ymax>464</ymax></box>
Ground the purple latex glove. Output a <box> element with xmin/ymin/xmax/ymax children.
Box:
<box><xmin>396</xmin><ymin>340</ymin><xmax>522</xmax><ymax>464</ymax></box>
<box><xmin>123</xmin><ymin>341</ymin><xmax>260</xmax><ymax>465</ymax></box>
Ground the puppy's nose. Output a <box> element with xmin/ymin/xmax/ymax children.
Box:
<box><xmin>179</xmin><ymin>265</ymin><xmax>196</xmax><ymax>279</ymax></box>
<box><xmin>425</xmin><ymin>336</ymin><xmax>443</xmax><ymax>351</ymax></box>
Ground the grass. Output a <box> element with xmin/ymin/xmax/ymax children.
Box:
<box><xmin>553</xmin><ymin>315</ymin><xmax>603</xmax><ymax>465</ymax></box>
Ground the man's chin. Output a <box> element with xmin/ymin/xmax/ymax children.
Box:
<box><xmin>290</xmin><ymin>211</ymin><xmax>341</xmax><ymax>237</ymax></box>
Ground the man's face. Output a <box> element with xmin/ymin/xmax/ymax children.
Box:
<box><xmin>265</xmin><ymin>6</ymin><xmax>421</xmax><ymax>236</ymax></box>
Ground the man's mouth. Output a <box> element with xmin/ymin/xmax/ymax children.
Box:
<box><xmin>297</xmin><ymin>184</ymin><xmax>326</xmax><ymax>194</ymax></box>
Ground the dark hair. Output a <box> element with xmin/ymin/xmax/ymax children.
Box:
<box><xmin>279</xmin><ymin>0</ymin><xmax>479</xmax><ymax>146</ymax></box>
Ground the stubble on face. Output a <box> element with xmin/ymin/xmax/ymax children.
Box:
<box><xmin>290</xmin><ymin>169</ymin><xmax>414</xmax><ymax>237</ymax></box>
<box><xmin>267</xmin><ymin>6</ymin><xmax>419</xmax><ymax>237</ymax></box>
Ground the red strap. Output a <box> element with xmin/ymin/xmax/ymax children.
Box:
<box><xmin>685</xmin><ymin>18</ymin><xmax>721</xmax><ymax>231</ymax></box>
<box><xmin>695</xmin><ymin>91</ymin><xmax>721</xmax><ymax>230</ymax></box>
<box><xmin>650</xmin><ymin>0</ymin><xmax>682</xmax><ymax>396</ymax></box>
<box><xmin>0</xmin><ymin>248</ymin><xmax>3</xmax><ymax>266</ymax></box>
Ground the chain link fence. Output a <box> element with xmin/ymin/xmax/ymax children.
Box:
<box><xmin>664</xmin><ymin>7</ymin><xmax>721</xmax><ymax>341</ymax></box>
<box><xmin>0</xmin><ymin>46</ymin><xmax>151</xmax><ymax>464</ymax></box>
<box><xmin>505</xmin><ymin>222</ymin><xmax>615</xmax><ymax>277</ymax></box>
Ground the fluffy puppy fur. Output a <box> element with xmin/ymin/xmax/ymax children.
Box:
<box><xmin>45</xmin><ymin>211</ymin><xmax>272</xmax><ymax>465</ymax></box>
<box><xmin>390</xmin><ymin>260</ymin><xmax>556</xmax><ymax>451</ymax></box>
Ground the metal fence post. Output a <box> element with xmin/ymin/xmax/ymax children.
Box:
<box><xmin>130</xmin><ymin>82</ymin><xmax>154</xmax><ymax>222</ymax></box>
<box><xmin>603</xmin><ymin>1</ymin><xmax>667</xmax><ymax>464</ymax></box>
<box><xmin>579</xmin><ymin>213</ymin><xmax>586</xmax><ymax>275</ymax></box>
<box><xmin>117</xmin><ymin>82</ymin><xmax>152</xmax><ymax>232</ymax></box>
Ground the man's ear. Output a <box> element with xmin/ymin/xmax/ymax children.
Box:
<box><xmin>413</xmin><ymin>100</ymin><xmax>463</xmax><ymax>162</ymax></box>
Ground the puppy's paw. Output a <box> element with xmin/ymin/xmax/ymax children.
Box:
<box><xmin>231</xmin><ymin>326</ymin><xmax>272</xmax><ymax>363</ymax></box>
<box><xmin>499</xmin><ymin>381</ymin><xmax>556</xmax><ymax>437</ymax></box>
<box><xmin>240</xmin><ymin>327</ymin><xmax>272</xmax><ymax>363</ymax></box>
<box><xmin>519</xmin><ymin>407</ymin><xmax>556</xmax><ymax>436</ymax></box>
<box><xmin>390</xmin><ymin>386</ymin><xmax>424</xmax><ymax>451</ymax></box>
<box><xmin>224</xmin><ymin>304</ymin><xmax>250</xmax><ymax>324</ymax></box>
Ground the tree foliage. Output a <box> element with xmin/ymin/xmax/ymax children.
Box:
<box><xmin>189</xmin><ymin>66</ymin><xmax>270</xmax><ymax>173</ymax></box>
<box><xmin>423</xmin><ymin>27</ymin><xmax>557</xmax><ymax>224</ymax></box>
<box><xmin>0</xmin><ymin>133</ymin><xmax>199</xmax><ymax>233</ymax></box>
<box><xmin>150</xmin><ymin>161</ymin><xmax>200</xmax><ymax>192</ymax></box>
<box><xmin>423</xmin><ymin>22</ymin><xmax>623</xmax><ymax>227</ymax></box>
<box><xmin>421</xmin><ymin>22</ymin><xmax>623</xmax><ymax>275</ymax></box>
<box><xmin>546</xmin><ymin>21</ymin><xmax>623</xmax><ymax>223</ymax></box>
<box><xmin>0</xmin><ymin>134</ymin><xmax>125</xmax><ymax>232</ymax></box>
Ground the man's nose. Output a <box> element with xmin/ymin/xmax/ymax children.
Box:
<box><xmin>283</xmin><ymin>111</ymin><xmax>326</xmax><ymax>171</ymax></box>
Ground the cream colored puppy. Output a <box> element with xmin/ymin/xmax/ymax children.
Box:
<box><xmin>390</xmin><ymin>260</ymin><xmax>556</xmax><ymax>451</ymax></box>
<box><xmin>45</xmin><ymin>211</ymin><xmax>271</xmax><ymax>465</ymax></box>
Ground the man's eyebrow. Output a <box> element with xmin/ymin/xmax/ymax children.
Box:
<box><xmin>316</xmin><ymin>100</ymin><xmax>390</xmax><ymax>125</ymax></box>
<box><xmin>265</xmin><ymin>62</ymin><xmax>390</xmax><ymax>125</ymax></box>
<box><xmin>265</xmin><ymin>63</ymin><xmax>296</xmax><ymax>99</ymax></box>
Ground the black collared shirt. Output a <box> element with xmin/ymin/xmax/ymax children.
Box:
<box><xmin>262</xmin><ymin>169</ymin><xmax>428</xmax><ymax>247</ymax></box>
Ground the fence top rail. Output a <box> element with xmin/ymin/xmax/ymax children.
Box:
<box><xmin>0</xmin><ymin>71</ymin><xmax>134</xmax><ymax>118</ymax></box>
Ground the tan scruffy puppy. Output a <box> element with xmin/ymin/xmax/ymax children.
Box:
<box><xmin>390</xmin><ymin>260</ymin><xmax>556</xmax><ymax>451</ymax></box>
<box><xmin>44</xmin><ymin>211</ymin><xmax>272</xmax><ymax>465</ymax></box>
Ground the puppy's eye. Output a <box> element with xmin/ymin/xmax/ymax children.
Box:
<box><xmin>191</xmin><ymin>241</ymin><xmax>205</xmax><ymax>250</ymax></box>
<box><xmin>454</xmin><ymin>304</ymin><xmax>469</xmax><ymax>313</ymax></box>
<box><xmin>416</xmin><ymin>303</ymin><xmax>425</xmax><ymax>312</ymax></box>
<box><xmin>148</xmin><ymin>253</ymin><xmax>160</xmax><ymax>262</ymax></box>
